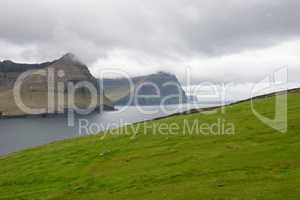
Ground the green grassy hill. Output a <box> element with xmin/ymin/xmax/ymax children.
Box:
<box><xmin>0</xmin><ymin>91</ymin><xmax>300</xmax><ymax>199</ymax></box>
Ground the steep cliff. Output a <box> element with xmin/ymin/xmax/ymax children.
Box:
<box><xmin>0</xmin><ymin>53</ymin><xmax>114</xmax><ymax>116</ymax></box>
<box><xmin>102</xmin><ymin>72</ymin><xmax>187</xmax><ymax>105</ymax></box>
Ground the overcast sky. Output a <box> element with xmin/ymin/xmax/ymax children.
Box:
<box><xmin>0</xmin><ymin>0</ymin><xmax>300</xmax><ymax>84</ymax></box>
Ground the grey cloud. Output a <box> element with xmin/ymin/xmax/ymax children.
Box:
<box><xmin>0</xmin><ymin>0</ymin><xmax>300</xmax><ymax>85</ymax></box>
<box><xmin>0</xmin><ymin>0</ymin><xmax>300</xmax><ymax>63</ymax></box>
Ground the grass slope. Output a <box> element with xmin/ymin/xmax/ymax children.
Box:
<box><xmin>0</xmin><ymin>92</ymin><xmax>300</xmax><ymax>199</ymax></box>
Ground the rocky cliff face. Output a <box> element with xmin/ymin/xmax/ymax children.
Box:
<box><xmin>0</xmin><ymin>60</ymin><xmax>52</xmax><ymax>88</ymax></box>
<box><xmin>102</xmin><ymin>72</ymin><xmax>187</xmax><ymax>105</ymax></box>
<box><xmin>0</xmin><ymin>53</ymin><xmax>114</xmax><ymax>116</ymax></box>
<box><xmin>0</xmin><ymin>53</ymin><xmax>93</xmax><ymax>88</ymax></box>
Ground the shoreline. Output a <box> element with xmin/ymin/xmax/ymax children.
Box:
<box><xmin>1</xmin><ymin>87</ymin><xmax>299</xmax><ymax>120</ymax></box>
<box><xmin>0</xmin><ymin>105</ymin><xmax>116</xmax><ymax>120</ymax></box>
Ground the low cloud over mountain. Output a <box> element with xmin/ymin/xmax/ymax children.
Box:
<box><xmin>1</xmin><ymin>0</ymin><xmax>300</xmax><ymax>83</ymax></box>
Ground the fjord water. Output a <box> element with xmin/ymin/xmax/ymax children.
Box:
<box><xmin>0</xmin><ymin>104</ymin><xmax>219</xmax><ymax>155</ymax></box>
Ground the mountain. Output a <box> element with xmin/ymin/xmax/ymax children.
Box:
<box><xmin>101</xmin><ymin>71</ymin><xmax>188</xmax><ymax>105</ymax></box>
<box><xmin>0</xmin><ymin>53</ymin><xmax>91</xmax><ymax>88</ymax></box>
<box><xmin>0</xmin><ymin>53</ymin><xmax>114</xmax><ymax>117</ymax></box>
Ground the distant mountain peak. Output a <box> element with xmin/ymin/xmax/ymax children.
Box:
<box><xmin>157</xmin><ymin>71</ymin><xmax>172</xmax><ymax>75</ymax></box>
<box><xmin>57</xmin><ymin>53</ymin><xmax>83</xmax><ymax>65</ymax></box>
<box><xmin>2</xmin><ymin>60</ymin><xmax>14</xmax><ymax>64</ymax></box>
<box><xmin>61</xmin><ymin>53</ymin><xmax>76</xmax><ymax>59</ymax></box>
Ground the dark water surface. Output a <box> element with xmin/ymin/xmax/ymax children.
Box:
<box><xmin>0</xmin><ymin>104</ymin><xmax>218</xmax><ymax>155</ymax></box>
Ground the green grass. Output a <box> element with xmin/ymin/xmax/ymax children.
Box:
<box><xmin>0</xmin><ymin>92</ymin><xmax>300</xmax><ymax>199</ymax></box>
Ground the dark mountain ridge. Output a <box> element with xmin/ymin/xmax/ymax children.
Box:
<box><xmin>0</xmin><ymin>60</ymin><xmax>52</xmax><ymax>73</ymax></box>
<box><xmin>101</xmin><ymin>71</ymin><xmax>188</xmax><ymax>105</ymax></box>
<box><xmin>0</xmin><ymin>53</ymin><xmax>114</xmax><ymax>116</ymax></box>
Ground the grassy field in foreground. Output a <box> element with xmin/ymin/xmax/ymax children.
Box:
<box><xmin>0</xmin><ymin>92</ymin><xmax>300</xmax><ymax>199</ymax></box>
